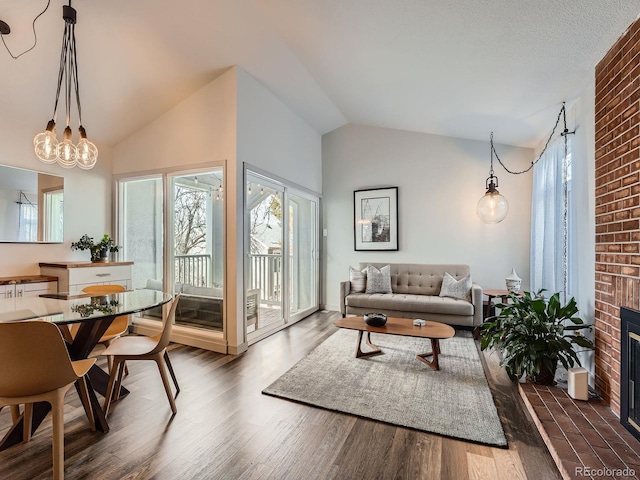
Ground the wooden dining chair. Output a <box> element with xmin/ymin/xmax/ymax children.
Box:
<box><xmin>69</xmin><ymin>284</ymin><xmax>130</xmax><ymax>373</ymax></box>
<box><xmin>0</xmin><ymin>321</ymin><xmax>95</xmax><ymax>480</ymax></box>
<box><xmin>102</xmin><ymin>295</ymin><xmax>181</xmax><ymax>417</ymax></box>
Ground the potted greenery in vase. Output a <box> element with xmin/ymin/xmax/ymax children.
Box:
<box><xmin>71</xmin><ymin>234</ymin><xmax>120</xmax><ymax>263</ymax></box>
<box><xmin>480</xmin><ymin>290</ymin><xmax>594</xmax><ymax>385</ymax></box>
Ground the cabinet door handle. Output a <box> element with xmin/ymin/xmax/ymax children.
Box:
<box><xmin>16</xmin><ymin>289</ymin><xmax>23</xmax><ymax>297</ymax></box>
<box><xmin>95</xmin><ymin>273</ymin><xmax>112</xmax><ymax>277</ymax></box>
<box><xmin>7</xmin><ymin>290</ymin><xmax>12</xmax><ymax>298</ymax></box>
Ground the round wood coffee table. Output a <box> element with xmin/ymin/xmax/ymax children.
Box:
<box><xmin>333</xmin><ymin>316</ymin><xmax>455</xmax><ymax>371</ymax></box>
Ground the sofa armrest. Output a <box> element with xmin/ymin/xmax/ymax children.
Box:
<box><xmin>471</xmin><ymin>283</ymin><xmax>483</xmax><ymax>327</ymax></box>
<box><xmin>340</xmin><ymin>281</ymin><xmax>351</xmax><ymax>316</ymax></box>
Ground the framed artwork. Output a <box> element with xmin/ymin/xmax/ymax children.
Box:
<box><xmin>354</xmin><ymin>187</ymin><xmax>398</xmax><ymax>251</ymax></box>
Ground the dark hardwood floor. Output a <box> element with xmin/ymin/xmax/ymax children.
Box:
<box><xmin>0</xmin><ymin>310</ymin><xmax>561</xmax><ymax>479</ymax></box>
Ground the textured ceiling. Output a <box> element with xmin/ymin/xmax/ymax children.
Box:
<box><xmin>0</xmin><ymin>0</ymin><xmax>638</xmax><ymax>149</ymax></box>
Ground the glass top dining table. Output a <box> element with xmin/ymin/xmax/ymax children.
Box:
<box><xmin>0</xmin><ymin>289</ymin><xmax>173</xmax><ymax>451</ymax></box>
<box><xmin>0</xmin><ymin>289</ymin><xmax>171</xmax><ymax>325</ymax></box>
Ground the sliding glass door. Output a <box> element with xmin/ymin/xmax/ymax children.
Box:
<box><xmin>245</xmin><ymin>170</ymin><xmax>319</xmax><ymax>342</ymax></box>
<box><xmin>246</xmin><ymin>174</ymin><xmax>285</xmax><ymax>336</ymax></box>
<box><xmin>288</xmin><ymin>190</ymin><xmax>318</xmax><ymax>322</ymax></box>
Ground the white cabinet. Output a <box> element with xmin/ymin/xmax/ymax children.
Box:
<box><xmin>39</xmin><ymin>262</ymin><xmax>133</xmax><ymax>293</ymax></box>
<box><xmin>0</xmin><ymin>277</ymin><xmax>58</xmax><ymax>299</ymax></box>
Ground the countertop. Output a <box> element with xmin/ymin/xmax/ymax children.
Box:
<box><xmin>0</xmin><ymin>275</ymin><xmax>58</xmax><ymax>285</ymax></box>
<box><xmin>39</xmin><ymin>261</ymin><xmax>134</xmax><ymax>269</ymax></box>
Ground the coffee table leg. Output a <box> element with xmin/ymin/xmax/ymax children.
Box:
<box><xmin>416</xmin><ymin>338</ymin><xmax>441</xmax><ymax>370</ymax></box>
<box><xmin>355</xmin><ymin>331</ymin><xmax>382</xmax><ymax>358</ymax></box>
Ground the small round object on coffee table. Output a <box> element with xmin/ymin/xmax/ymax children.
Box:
<box><xmin>364</xmin><ymin>313</ymin><xmax>387</xmax><ymax>327</ymax></box>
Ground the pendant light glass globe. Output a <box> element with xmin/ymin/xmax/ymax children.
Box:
<box><xmin>76</xmin><ymin>127</ymin><xmax>98</xmax><ymax>170</ymax></box>
<box><xmin>477</xmin><ymin>186</ymin><xmax>509</xmax><ymax>224</ymax></box>
<box><xmin>57</xmin><ymin>127</ymin><xmax>77</xmax><ymax>168</ymax></box>
<box><xmin>33</xmin><ymin>120</ymin><xmax>58</xmax><ymax>164</ymax></box>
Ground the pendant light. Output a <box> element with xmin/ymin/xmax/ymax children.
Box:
<box><xmin>33</xmin><ymin>2</ymin><xmax>98</xmax><ymax>169</ymax></box>
<box><xmin>477</xmin><ymin>133</ymin><xmax>509</xmax><ymax>224</ymax></box>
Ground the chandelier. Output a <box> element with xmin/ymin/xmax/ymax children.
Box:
<box><xmin>476</xmin><ymin>134</ymin><xmax>509</xmax><ymax>224</ymax></box>
<box><xmin>477</xmin><ymin>103</ymin><xmax>573</xmax><ymax>224</ymax></box>
<box><xmin>33</xmin><ymin>2</ymin><xmax>97</xmax><ymax>169</ymax></box>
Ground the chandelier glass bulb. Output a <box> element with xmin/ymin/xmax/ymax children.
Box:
<box><xmin>76</xmin><ymin>126</ymin><xmax>98</xmax><ymax>170</ymax></box>
<box><xmin>56</xmin><ymin>126</ymin><xmax>77</xmax><ymax>168</ymax></box>
<box><xmin>477</xmin><ymin>175</ymin><xmax>509</xmax><ymax>224</ymax></box>
<box><xmin>33</xmin><ymin>120</ymin><xmax>59</xmax><ymax>164</ymax></box>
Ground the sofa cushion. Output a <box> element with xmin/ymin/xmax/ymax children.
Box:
<box><xmin>345</xmin><ymin>293</ymin><xmax>473</xmax><ymax>316</ymax></box>
<box><xmin>359</xmin><ymin>263</ymin><xmax>471</xmax><ymax>296</ymax></box>
<box><xmin>349</xmin><ymin>266</ymin><xmax>367</xmax><ymax>293</ymax></box>
<box><xmin>439</xmin><ymin>272</ymin><xmax>472</xmax><ymax>301</ymax></box>
<box><xmin>365</xmin><ymin>264</ymin><xmax>392</xmax><ymax>294</ymax></box>
<box><xmin>182</xmin><ymin>284</ymin><xmax>223</xmax><ymax>298</ymax></box>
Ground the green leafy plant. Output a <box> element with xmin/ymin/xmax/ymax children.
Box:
<box><xmin>71</xmin><ymin>234</ymin><xmax>120</xmax><ymax>261</ymax></box>
<box><xmin>480</xmin><ymin>289</ymin><xmax>594</xmax><ymax>384</ymax></box>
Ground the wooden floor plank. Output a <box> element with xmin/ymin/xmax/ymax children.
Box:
<box><xmin>0</xmin><ymin>310</ymin><xmax>561</xmax><ymax>479</ymax></box>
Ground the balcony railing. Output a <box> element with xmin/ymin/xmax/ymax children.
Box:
<box><xmin>175</xmin><ymin>253</ymin><xmax>285</xmax><ymax>309</ymax></box>
<box><xmin>175</xmin><ymin>254</ymin><xmax>211</xmax><ymax>287</ymax></box>
<box><xmin>248</xmin><ymin>253</ymin><xmax>282</xmax><ymax>306</ymax></box>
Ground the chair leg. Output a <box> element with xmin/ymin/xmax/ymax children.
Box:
<box><xmin>113</xmin><ymin>361</ymin><xmax>127</xmax><ymax>402</ymax></box>
<box><xmin>155</xmin><ymin>354</ymin><xmax>177</xmax><ymax>414</ymax></box>
<box><xmin>103</xmin><ymin>359</ymin><xmax>123</xmax><ymax>418</ymax></box>
<box><xmin>23</xmin><ymin>403</ymin><xmax>33</xmax><ymax>442</ymax></box>
<box><xmin>164</xmin><ymin>351</ymin><xmax>180</xmax><ymax>396</ymax></box>
<box><xmin>51</xmin><ymin>390</ymin><xmax>66</xmax><ymax>480</ymax></box>
<box><xmin>10</xmin><ymin>404</ymin><xmax>20</xmax><ymax>423</ymax></box>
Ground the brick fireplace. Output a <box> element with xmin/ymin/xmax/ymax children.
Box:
<box><xmin>595</xmin><ymin>17</ymin><xmax>640</xmax><ymax>417</ymax></box>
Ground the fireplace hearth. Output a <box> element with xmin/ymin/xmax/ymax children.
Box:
<box><xmin>620</xmin><ymin>307</ymin><xmax>640</xmax><ymax>442</ymax></box>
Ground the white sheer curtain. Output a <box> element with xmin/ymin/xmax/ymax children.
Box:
<box><xmin>530</xmin><ymin>136</ymin><xmax>570</xmax><ymax>297</ymax></box>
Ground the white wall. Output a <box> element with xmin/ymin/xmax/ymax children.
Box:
<box><xmin>113</xmin><ymin>68</ymin><xmax>237</xmax><ymax>174</ymax></box>
<box><xmin>236</xmin><ymin>68</ymin><xmax>322</xmax><ymax>193</ymax></box>
<box><xmin>322</xmin><ymin>124</ymin><xmax>534</xmax><ymax>311</ymax></box>
<box><xmin>569</xmin><ymin>87</ymin><xmax>597</xmax><ymax>383</ymax></box>
<box><xmin>0</xmin><ymin>116</ymin><xmax>113</xmax><ymax>277</ymax></box>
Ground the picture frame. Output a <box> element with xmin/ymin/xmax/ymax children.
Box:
<box><xmin>354</xmin><ymin>187</ymin><xmax>398</xmax><ymax>251</ymax></box>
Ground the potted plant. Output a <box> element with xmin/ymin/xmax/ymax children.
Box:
<box><xmin>480</xmin><ymin>289</ymin><xmax>594</xmax><ymax>385</ymax></box>
<box><xmin>71</xmin><ymin>234</ymin><xmax>120</xmax><ymax>263</ymax></box>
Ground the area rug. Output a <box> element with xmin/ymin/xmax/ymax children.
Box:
<box><xmin>263</xmin><ymin>329</ymin><xmax>507</xmax><ymax>447</ymax></box>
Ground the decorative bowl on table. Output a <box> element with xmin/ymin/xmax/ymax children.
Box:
<box><xmin>364</xmin><ymin>312</ymin><xmax>387</xmax><ymax>327</ymax></box>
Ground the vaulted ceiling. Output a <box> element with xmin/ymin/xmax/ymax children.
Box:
<box><xmin>0</xmin><ymin>0</ymin><xmax>638</xmax><ymax>150</ymax></box>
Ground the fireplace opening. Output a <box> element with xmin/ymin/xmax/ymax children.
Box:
<box><xmin>620</xmin><ymin>307</ymin><xmax>640</xmax><ymax>442</ymax></box>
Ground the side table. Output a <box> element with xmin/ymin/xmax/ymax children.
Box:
<box><xmin>474</xmin><ymin>289</ymin><xmax>512</xmax><ymax>340</ymax></box>
<box><xmin>483</xmin><ymin>289</ymin><xmax>512</xmax><ymax>319</ymax></box>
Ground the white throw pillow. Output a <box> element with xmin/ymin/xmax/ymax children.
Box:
<box><xmin>349</xmin><ymin>266</ymin><xmax>367</xmax><ymax>293</ymax></box>
<box><xmin>439</xmin><ymin>272</ymin><xmax>472</xmax><ymax>301</ymax></box>
<box><xmin>365</xmin><ymin>264</ymin><xmax>392</xmax><ymax>294</ymax></box>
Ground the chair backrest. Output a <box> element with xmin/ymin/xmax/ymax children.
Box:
<box><xmin>82</xmin><ymin>284</ymin><xmax>126</xmax><ymax>295</ymax></box>
<box><xmin>149</xmin><ymin>294</ymin><xmax>180</xmax><ymax>355</ymax></box>
<box><xmin>0</xmin><ymin>321</ymin><xmax>79</xmax><ymax>397</ymax></box>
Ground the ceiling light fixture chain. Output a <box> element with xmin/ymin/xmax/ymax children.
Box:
<box><xmin>0</xmin><ymin>0</ymin><xmax>51</xmax><ymax>60</ymax></box>
<box><xmin>33</xmin><ymin>0</ymin><xmax>98</xmax><ymax>170</ymax></box>
<box><xmin>477</xmin><ymin>102</ymin><xmax>575</xmax><ymax>224</ymax></box>
<box><xmin>490</xmin><ymin>102</ymin><xmax>574</xmax><ymax>176</ymax></box>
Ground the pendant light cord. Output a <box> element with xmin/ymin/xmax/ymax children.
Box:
<box><xmin>491</xmin><ymin>103</ymin><xmax>574</xmax><ymax>175</ymax></box>
<box><xmin>0</xmin><ymin>0</ymin><xmax>51</xmax><ymax>60</ymax></box>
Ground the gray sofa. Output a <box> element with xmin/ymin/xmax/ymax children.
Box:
<box><xmin>340</xmin><ymin>263</ymin><xmax>483</xmax><ymax>330</ymax></box>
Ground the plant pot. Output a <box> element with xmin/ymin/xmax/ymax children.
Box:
<box><xmin>528</xmin><ymin>364</ymin><xmax>557</xmax><ymax>386</ymax></box>
<box><xmin>92</xmin><ymin>249</ymin><xmax>109</xmax><ymax>263</ymax></box>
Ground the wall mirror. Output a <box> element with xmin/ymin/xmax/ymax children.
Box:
<box><xmin>0</xmin><ymin>164</ymin><xmax>64</xmax><ymax>243</ymax></box>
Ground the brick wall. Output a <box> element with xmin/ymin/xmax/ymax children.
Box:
<box><xmin>594</xmin><ymin>17</ymin><xmax>640</xmax><ymax>417</ymax></box>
